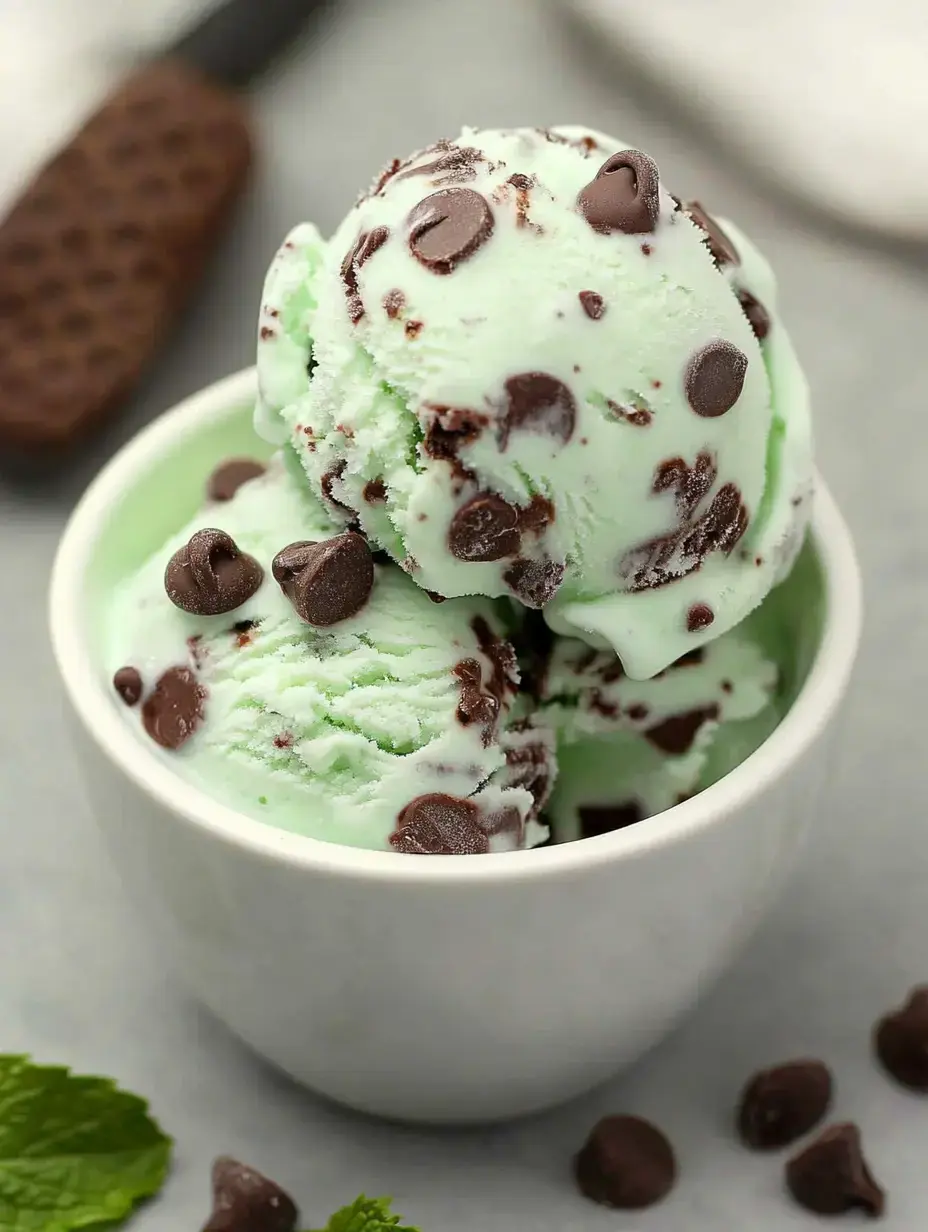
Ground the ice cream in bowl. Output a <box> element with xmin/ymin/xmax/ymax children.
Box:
<box><xmin>49</xmin><ymin>127</ymin><xmax>861</xmax><ymax>1123</ymax></box>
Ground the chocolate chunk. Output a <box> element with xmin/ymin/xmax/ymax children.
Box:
<box><xmin>577</xmin><ymin>150</ymin><xmax>660</xmax><ymax>236</ymax></box>
<box><xmin>874</xmin><ymin>986</ymin><xmax>928</xmax><ymax>1090</ymax></box>
<box><xmin>737</xmin><ymin>288</ymin><xmax>771</xmax><ymax>340</ymax></box>
<box><xmin>503</xmin><ymin>742</ymin><xmax>553</xmax><ymax>818</ymax></box>
<box><xmin>272</xmin><ymin>532</ymin><xmax>374</xmax><ymax>627</ymax></box>
<box><xmin>683</xmin><ymin>483</ymin><xmax>749</xmax><ymax>559</ymax></box>
<box><xmin>408</xmin><ymin>188</ymin><xmax>494</xmax><ymax>274</ymax></box>
<box><xmin>341</xmin><ymin>226</ymin><xmax>389</xmax><ymax>323</ymax></box>
<box><xmin>738</xmin><ymin>1060</ymin><xmax>833</xmax><ymax>1150</ymax></box>
<box><xmin>396</xmin><ymin>142</ymin><xmax>484</xmax><ymax>187</ymax></box>
<box><xmin>786</xmin><ymin>1124</ymin><xmax>885</xmax><ymax>1218</ymax></box>
<box><xmin>363</xmin><ymin>477</ymin><xmax>387</xmax><ymax>503</ymax></box>
<box><xmin>654</xmin><ymin>450</ymin><xmax>717</xmax><ymax>518</ymax></box>
<box><xmin>454</xmin><ymin>658</ymin><xmax>501</xmax><ymax>743</ymax></box>
<box><xmin>646</xmin><ymin>704</ymin><xmax>719</xmax><ymax>755</ymax></box>
<box><xmin>113</xmin><ymin>665</ymin><xmax>143</xmax><ymax>707</ymax></box>
<box><xmin>390</xmin><ymin>792</ymin><xmax>489</xmax><ymax>855</ymax></box>
<box><xmin>578</xmin><ymin>290</ymin><xmax>606</xmax><ymax>319</ymax></box>
<box><xmin>686</xmin><ymin>602</ymin><xmax>715</xmax><ymax>632</ymax></box>
<box><xmin>320</xmin><ymin>460</ymin><xmax>356</xmax><ymax>516</ymax></box>
<box><xmin>142</xmin><ymin>666</ymin><xmax>204</xmax><ymax>750</ymax></box>
<box><xmin>383</xmin><ymin>288</ymin><xmax>405</xmax><ymax>318</ymax></box>
<box><xmin>502</xmin><ymin>373</ymin><xmax>576</xmax><ymax>447</ymax></box>
<box><xmin>579</xmin><ymin>802</ymin><xmax>643</xmax><ymax>838</ymax></box>
<box><xmin>507</xmin><ymin>172</ymin><xmax>538</xmax><ymax>230</ymax></box>
<box><xmin>449</xmin><ymin>492</ymin><xmax>521</xmax><ymax>562</ymax></box>
<box><xmin>204</xmin><ymin>1157</ymin><xmax>298</xmax><ymax>1232</ymax></box>
<box><xmin>681</xmin><ymin>200</ymin><xmax>740</xmax><ymax>266</ymax></box>
<box><xmin>684</xmin><ymin>339</ymin><xmax>748</xmax><ymax>417</ymax></box>
<box><xmin>575</xmin><ymin>1115</ymin><xmax>677</xmax><ymax>1209</ymax></box>
<box><xmin>424</xmin><ymin>404</ymin><xmax>488</xmax><ymax>460</ymax></box>
<box><xmin>165</xmin><ymin>529</ymin><xmax>263</xmax><ymax>616</ymax></box>
<box><xmin>206</xmin><ymin>457</ymin><xmax>265</xmax><ymax>502</ymax></box>
<box><xmin>504</xmin><ymin>557</ymin><xmax>565</xmax><ymax>608</ymax></box>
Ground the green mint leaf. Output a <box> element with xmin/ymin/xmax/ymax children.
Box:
<box><xmin>0</xmin><ymin>1055</ymin><xmax>172</xmax><ymax>1232</ymax></box>
<box><xmin>310</xmin><ymin>1194</ymin><xmax>419</xmax><ymax>1232</ymax></box>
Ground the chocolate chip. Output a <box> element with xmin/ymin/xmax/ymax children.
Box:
<box><xmin>577</xmin><ymin>150</ymin><xmax>660</xmax><ymax>236</ymax></box>
<box><xmin>737</xmin><ymin>1060</ymin><xmax>833</xmax><ymax>1150</ymax></box>
<box><xmin>684</xmin><ymin>339</ymin><xmax>748</xmax><ymax>417</ymax></box>
<box><xmin>786</xmin><ymin>1124</ymin><xmax>885</xmax><ymax>1218</ymax></box>
<box><xmin>874</xmin><ymin>986</ymin><xmax>928</xmax><ymax>1090</ymax></box>
<box><xmin>504</xmin><ymin>556</ymin><xmax>565</xmax><ymax>608</ymax></box>
<box><xmin>203</xmin><ymin>1157</ymin><xmax>298</xmax><ymax>1232</ymax></box>
<box><xmin>206</xmin><ymin>457</ymin><xmax>265</xmax><ymax>502</ymax></box>
<box><xmin>454</xmin><ymin>657</ymin><xmax>501</xmax><ymax>743</ymax></box>
<box><xmin>390</xmin><ymin>792</ymin><xmax>489</xmax><ymax>855</ymax></box>
<box><xmin>579</xmin><ymin>802</ymin><xmax>643</xmax><ymax>838</ymax></box>
<box><xmin>113</xmin><ymin>665</ymin><xmax>142</xmax><ymax>706</ymax></box>
<box><xmin>737</xmin><ymin>288</ymin><xmax>771</xmax><ymax>340</ymax></box>
<box><xmin>423</xmin><ymin>405</ymin><xmax>489</xmax><ymax>460</ymax></box>
<box><xmin>408</xmin><ymin>188</ymin><xmax>493</xmax><ymax>274</ymax></box>
<box><xmin>383</xmin><ymin>288</ymin><xmax>405</xmax><ymax>318</ymax></box>
<box><xmin>142</xmin><ymin>666</ymin><xmax>204</xmax><ymax>750</ymax></box>
<box><xmin>396</xmin><ymin>142</ymin><xmax>484</xmax><ymax>187</ymax></box>
<box><xmin>501</xmin><ymin>372</ymin><xmax>576</xmax><ymax>447</ymax></box>
<box><xmin>686</xmin><ymin>602</ymin><xmax>714</xmax><ymax>632</ymax></box>
<box><xmin>272</xmin><ymin>532</ymin><xmax>373</xmax><ymax>627</ymax></box>
<box><xmin>578</xmin><ymin>290</ymin><xmax>606</xmax><ymax>319</ymax></box>
<box><xmin>503</xmin><ymin>742</ymin><xmax>553</xmax><ymax>818</ymax></box>
<box><xmin>363</xmin><ymin>477</ymin><xmax>387</xmax><ymax>503</ymax></box>
<box><xmin>681</xmin><ymin>200</ymin><xmax>739</xmax><ymax>266</ymax></box>
<box><xmin>448</xmin><ymin>492</ymin><xmax>521</xmax><ymax>562</ymax></box>
<box><xmin>575</xmin><ymin>1115</ymin><xmax>677</xmax><ymax>1210</ymax></box>
<box><xmin>341</xmin><ymin>226</ymin><xmax>390</xmax><ymax>323</ymax></box>
<box><xmin>646</xmin><ymin>705</ymin><xmax>719</xmax><ymax>755</ymax></box>
<box><xmin>165</xmin><ymin>529</ymin><xmax>264</xmax><ymax>616</ymax></box>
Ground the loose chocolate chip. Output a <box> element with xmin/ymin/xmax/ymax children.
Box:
<box><xmin>577</xmin><ymin>150</ymin><xmax>660</xmax><ymax>236</ymax></box>
<box><xmin>272</xmin><ymin>532</ymin><xmax>374</xmax><ymax>627</ymax></box>
<box><xmin>579</xmin><ymin>802</ymin><xmax>643</xmax><ymax>838</ymax></box>
<box><xmin>578</xmin><ymin>290</ymin><xmax>606</xmax><ymax>319</ymax></box>
<box><xmin>165</xmin><ymin>529</ymin><xmax>264</xmax><ymax>616</ymax></box>
<box><xmin>206</xmin><ymin>457</ymin><xmax>265</xmax><ymax>502</ymax></box>
<box><xmin>646</xmin><ymin>705</ymin><xmax>719</xmax><ymax>755</ymax></box>
<box><xmin>408</xmin><ymin>188</ymin><xmax>494</xmax><ymax>274</ymax></box>
<box><xmin>448</xmin><ymin>492</ymin><xmax>521</xmax><ymax>562</ymax></box>
<box><xmin>142</xmin><ymin>666</ymin><xmax>204</xmax><ymax>750</ymax></box>
<box><xmin>502</xmin><ymin>372</ymin><xmax>576</xmax><ymax>447</ymax></box>
<box><xmin>786</xmin><ymin>1124</ymin><xmax>885</xmax><ymax>1218</ymax></box>
<box><xmin>737</xmin><ymin>288</ymin><xmax>771</xmax><ymax>340</ymax></box>
<box><xmin>504</xmin><ymin>556</ymin><xmax>565</xmax><ymax>608</ymax></box>
<box><xmin>737</xmin><ymin>1060</ymin><xmax>833</xmax><ymax>1150</ymax></box>
<box><xmin>390</xmin><ymin>792</ymin><xmax>489</xmax><ymax>855</ymax></box>
<box><xmin>341</xmin><ymin>226</ymin><xmax>390</xmax><ymax>323</ymax></box>
<box><xmin>203</xmin><ymin>1157</ymin><xmax>298</xmax><ymax>1232</ymax></box>
<box><xmin>113</xmin><ymin>665</ymin><xmax>143</xmax><ymax>706</ymax></box>
<box><xmin>684</xmin><ymin>339</ymin><xmax>748</xmax><ymax>418</ymax></box>
<box><xmin>874</xmin><ymin>986</ymin><xmax>928</xmax><ymax>1090</ymax></box>
<box><xmin>681</xmin><ymin>200</ymin><xmax>740</xmax><ymax>266</ymax></box>
<box><xmin>575</xmin><ymin>1115</ymin><xmax>677</xmax><ymax>1210</ymax></box>
<box><xmin>686</xmin><ymin>603</ymin><xmax>715</xmax><ymax>632</ymax></box>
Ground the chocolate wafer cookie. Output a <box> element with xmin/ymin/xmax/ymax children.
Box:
<box><xmin>0</xmin><ymin>59</ymin><xmax>252</xmax><ymax>452</ymax></box>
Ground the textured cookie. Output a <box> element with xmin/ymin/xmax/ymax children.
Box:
<box><xmin>0</xmin><ymin>59</ymin><xmax>253</xmax><ymax>451</ymax></box>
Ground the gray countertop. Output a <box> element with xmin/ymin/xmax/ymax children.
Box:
<box><xmin>2</xmin><ymin>0</ymin><xmax>926</xmax><ymax>1228</ymax></box>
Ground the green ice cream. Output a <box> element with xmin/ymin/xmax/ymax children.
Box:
<box><xmin>106</xmin><ymin>455</ymin><xmax>554</xmax><ymax>853</ymax></box>
<box><xmin>254</xmin><ymin>125</ymin><xmax>812</xmax><ymax>679</ymax></box>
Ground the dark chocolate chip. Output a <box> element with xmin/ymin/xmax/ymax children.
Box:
<box><xmin>646</xmin><ymin>705</ymin><xmax>719</xmax><ymax>755</ymax></box>
<box><xmin>684</xmin><ymin>339</ymin><xmax>748</xmax><ymax>418</ymax></box>
<box><xmin>363</xmin><ymin>477</ymin><xmax>387</xmax><ymax>503</ymax></box>
<box><xmin>737</xmin><ymin>1060</ymin><xmax>833</xmax><ymax>1150</ymax></box>
<box><xmin>577</xmin><ymin>150</ymin><xmax>660</xmax><ymax>236</ymax></box>
<box><xmin>203</xmin><ymin>1157</ymin><xmax>298</xmax><ymax>1232</ymax></box>
<box><xmin>206</xmin><ymin>457</ymin><xmax>265</xmax><ymax>502</ymax></box>
<box><xmin>408</xmin><ymin>188</ymin><xmax>493</xmax><ymax>274</ymax></box>
<box><xmin>737</xmin><ymin>288</ymin><xmax>771</xmax><ymax>340</ymax></box>
<box><xmin>142</xmin><ymin>666</ymin><xmax>204</xmax><ymax>750</ymax></box>
<box><xmin>390</xmin><ymin>792</ymin><xmax>489</xmax><ymax>855</ymax></box>
<box><xmin>383</xmin><ymin>288</ymin><xmax>405</xmax><ymax>318</ymax></box>
<box><xmin>113</xmin><ymin>665</ymin><xmax>143</xmax><ymax>706</ymax></box>
<box><xmin>341</xmin><ymin>226</ymin><xmax>390</xmax><ymax>323</ymax></box>
<box><xmin>448</xmin><ymin>492</ymin><xmax>521</xmax><ymax>562</ymax></box>
<box><xmin>874</xmin><ymin>986</ymin><xmax>928</xmax><ymax>1091</ymax></box>
<box><xmin>579</xmin><ymin>802</ymin><xmax>643</xmax><ymax>838</ymax></box>
<box><xmin>165</xmin><ymin>529</ymin><xmax>264</xmax><ymax>616</ymax></box>
<box><xmin>686</xmin><ymin>602</ymin><xmax>715</xmax><ymax>632</ymax></box>
<box><xmin>575</xmin><ymin>1115</ymin><xmax>677</xmax><ymax>1210</ymax></box>
<box><xmin>786</xmin><ymin>1124</ymin><xmax>885</xmax><ymax>1218</ymax></box>
<box><xmin>272</xmin><ymin>532</ymin><xmax>374</xmax><ymax>627</ymax></box>
<box><xmin>681</xmin><ymin>200</ymin><xmax>740</xmax><ymax>266</ymax></box>
<box><xmin>578</xmin><ymin>290</ymin><xmax>606</xmax><ymax>319</ymax></box>
<box><xmin>504</xmin><ymin>556</ymin><xmax>565</xmax><ymax>608</ymax></box>
<box><xmin>501</xmin><ymin>372</ymin><xmax>576</xmax><ymax>447</ymax></box>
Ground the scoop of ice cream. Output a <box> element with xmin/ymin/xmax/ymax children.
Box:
<box><xmin>254</xmin><ymin>124</ymin><xmax>812</xmax><ymax>678</ymax></box>
<box><xmin>106</xmin><ymin>453</ymin><xmax>554</xmax><ymax>852</ymax></box>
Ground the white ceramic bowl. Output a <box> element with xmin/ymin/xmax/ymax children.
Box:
<box><xmin>50</xmin><ymin>368</ymin><xmax>862</xmax><ymax>1124</ymax></box>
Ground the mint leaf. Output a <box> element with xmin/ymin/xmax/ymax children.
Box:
<box><xmin>310</xmin><ymin>1195</ymin><xmax>419</xmax><ymax>1232</ymax></box>
<box><xmin>0</xmin><ymin>1055</ymin><xmax>172</xmax><ymax>1232</ymax></box>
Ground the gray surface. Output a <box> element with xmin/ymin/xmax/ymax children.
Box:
<box><xmin>1</xmin><ymin>0</ymin><xmax>925</xmax><ymax>1227</ymax></box>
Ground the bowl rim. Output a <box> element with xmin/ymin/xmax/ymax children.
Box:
<box><xmin>49</xmin><ymin>366</ymin><xmax>863</xmax><ymax>884</ymax></box>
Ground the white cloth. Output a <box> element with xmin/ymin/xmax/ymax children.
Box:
<box><xmin>563</xmin><ymin>0</ymin><xmax>928</xmax><ymax>239</ymax></box>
